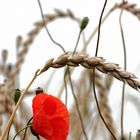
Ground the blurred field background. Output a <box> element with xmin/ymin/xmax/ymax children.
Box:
<box><xmin>0</xmin><ymin>0</ymin><xmax>140</xmax><ymax>139</ymax></box>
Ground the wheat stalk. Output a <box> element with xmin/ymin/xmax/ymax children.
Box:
<box><xmin>41</xmin><ymin>52</ymin><xmax>140</xmax><ymax>91</ymax></box>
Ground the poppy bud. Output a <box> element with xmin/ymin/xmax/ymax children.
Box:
<box><xmin>80</xmin><ymin>16</ymin><xmax>89</xmax><ymax>30</ymax></box>
<box><xmin>14</xmin><ymin>89</ymin><xmax>21</xmax><ymax>105</ymax></box>
<box><xmin>32</xmin><ymin>93</ymin><xmax>69</xmax><ymax>140</ymax></box>
<box><xmin>35</xmin><ymin>87</ymin><xmax>44</xmax><ymax>95</ymax></box>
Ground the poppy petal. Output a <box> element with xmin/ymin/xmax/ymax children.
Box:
<box><xmin>47</xmin><ymin>95</ymin><xmax>69</xmax><ymax>119</ymax></box>
<box><xmin>32</xmin><ymin>93</ymin><xmax>69</xmax><ymax>140</ymax></box>
<box><xmin>45</xmin><ymin>118</ymin><xmax>68</xmax><ymax>140</ymax></box>
<box><xmin>43</xmin><ymin>96</ymin><xmax>57</xmax><ymax>115</ymax></box>
<box><xmin>33</xmin><ymin>108</ymin><xmax>53</xmax><ymax>137</ymax></box>
<box><xmin>32</xmin><ymin>93</ymin><xmax>48</xmax><ymax>115</ymax></box>
<box><xmin>50</xmin><ymin>117</ymin><xmax>69</xmax><ymax>139</ymax></box>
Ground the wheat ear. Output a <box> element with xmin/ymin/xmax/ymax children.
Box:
<box><xmin>41</xmin><ymin>52</ymin><xmax>140</xmax><ymax>91</ymax></box>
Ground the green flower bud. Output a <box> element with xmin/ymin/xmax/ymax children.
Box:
<box><xmin>80</xmin><ymin>17</ymin><xmax>89</xmax><ymax>30</ymax></box>
<box><xmin>14</xmin><ymin>89</ymin><xmax>21</xmax><ymax>105</ymax></box>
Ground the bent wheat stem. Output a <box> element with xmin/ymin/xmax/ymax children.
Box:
<box><xmin>0</xmin><ymin>70</ymin><xmax>40</xmax><ymax>140</ymax></box>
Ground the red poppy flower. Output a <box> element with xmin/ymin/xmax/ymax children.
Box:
<box><xmin>32</xmin><ymin>93</ymin><xmax>69</xmax><ymax>140</ymax></box>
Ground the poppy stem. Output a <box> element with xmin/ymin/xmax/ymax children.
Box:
<box><xmin>72</xmin><ymin>30</ymin><xmax>82</xmax><ymax>55</ymax></box>
<box><xmin>119</xmin><ymin>2</ymin><xmax>127</xmax><ymax>139</ymax></box>
<box><xmin>92</xmin><ymin>69</ymin><xmax>117</xmax><ymax>140</ymax></box>
<box><xmin>68</xmin><ymin>69</ymin><xmax>88</xmax><ymax>140</ymax></box>
<box><xmin>37</xmin><ymin>0</ymin><xmax>66</xmax><ymax>53</ymax></box>
<box><xmin>36</xmin><ymin>135</ymin><xmax>40</xmax><ymax>140</ymax></box>
<box><xmin>12</xmin><ymin>125</ymin><xmax>32</xmax><ymax>140</ymax></box>
<box><xmin>23</xmin><ymin>117</ymin><xmax>33</xmax><ymax>140</ymax></box>
<box><xmin>64</xmin><ymin>69</ymin><xmax>68</xmax><ymax>106</ymax></box>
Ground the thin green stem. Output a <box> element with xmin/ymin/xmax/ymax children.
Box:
<box><xmin>95</xmin><ymin>0</ymin><xmax>108</xmax><ymax>56</ymax></box>
<box><xmin>129</xmin><ymin>132</ymin><xmax>131</xmax><ymax>140</ymax></box>
<box><xmin>92</xmin><ymin>69</ymin><xmax>117</xmax><ymax>140</ymax></box>
<box><xmin>68</xmin><ymin>69</ymin><xmax>88</xmax><ymax>140</ymax></box>
<box><xmin>83</xmin><ymin>7</ymin><xmax>115</xmax><ymax>52</ymax></box>
<box><xmin>119</xmin><ymin>1</ymin><xmax>127</xmax><ymax>139</ymax></box>
<box><xmin>91</xmin><ymin>3</ymin><xmax>114</xmax><ymax>139</ymax></box>
<box><xmin>64</xmin><ymin>68</ymin><xmax>68</xmax><ymax>106</ymax></box>
<box><xmin>92</xmin><ymin>0</ymin><xmax>116</xmax><ymax>139</ymax></box>
<box><xmin>121</xmin><ymin>83</ymin><xmax>125</xmax><ymax>139</ymax></box>
<box><xmin>37</xmin><ymin>0</ymin><xmax>66</xmax><ymax>52</ymax></box>
<box><xmin>12</xmin><ymin>125</ymin><xmax>32</xmax><ymax>140</ymax></box>
<box><xmin>72</xmin><ymin>30</ymin><xmax>82</xmax><ymax>55</ymax></box>
<box><xmin>23</xmin><ymin>117</ymin><xmax>33</xmax><ymax>140</ymax></box>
